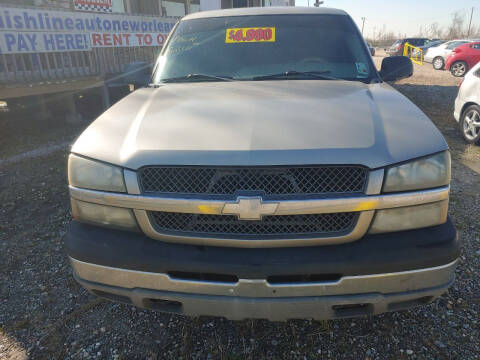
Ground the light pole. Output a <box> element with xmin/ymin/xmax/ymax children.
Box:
<box><xmin>467</xmin><ymin>7</ymin><xmax>474</xmax><ymax>38</ymax></box>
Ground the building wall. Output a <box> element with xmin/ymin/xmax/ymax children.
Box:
<box><xmin>200</xmin><ymin>0</ymin><xmax>221</xmax><ymax>11</ymax></box>
<box><xmin>0</xmin><ymin>0</ymin><xmax>71</xmax><ymax>8</ymax></box>
<box><xmin>0</xmin><ymin>0</ymin><xmax>290</xmax><ymax>15</ymax></box>
<box><xmin>265</xmin><ymin>0</ymin><xmax>295</xmax><ymax>5</ymax></box>
<box><xmin>41</xmin><ymin>0</ymin><xmax>71</xmax><ymax>8</ymax></box>
<box><xmin>201</xmin><ymin>0</ymin><xmax>294</xmax><ymax>10</ymax></box>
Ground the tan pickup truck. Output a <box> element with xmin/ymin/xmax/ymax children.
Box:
<box><xmin>66</xmin><ymin>7</ymin><xmax>459</xmax><ymax>321</ymax></box>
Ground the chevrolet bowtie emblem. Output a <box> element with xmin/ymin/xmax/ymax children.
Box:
<box><xmin>222</xmin><ymin>197</ymin><xmax>279</xmax><ymax>220</ymax></box>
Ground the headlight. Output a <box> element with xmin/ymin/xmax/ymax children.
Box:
<box><xmin>71</xmin><ymin>199</ymin><xmax>138</xmax><ymax>231</ymax></box>
<box><xmin>369</xmin><ymin>200</ymin><xmax>448</xmax><ymax>234</ymax></box>
<box><xmin>383</xmin><ymin>151</ymin><xmax>450</xmax><ymax>193</ymax></box>
<box><xmin>68</xmin><ymin>154</ymin><xmax>126</xmax><ymax>192</ymax></box>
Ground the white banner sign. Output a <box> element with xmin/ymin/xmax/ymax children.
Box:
<box><xmin>0</xmin><ymin>31</ymin><xmax>91</xmax><ymax>53</ymax></box>
<box><xmin>0</xmin><ymin>6</ymin><xmax>176</xmax><ymax>54</ymax></box>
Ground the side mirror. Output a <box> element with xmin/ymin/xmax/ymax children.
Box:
<box><xmin>379</xmin><ymin>56</ymin><xmax>413</xmax><ymax>81</ymax></box>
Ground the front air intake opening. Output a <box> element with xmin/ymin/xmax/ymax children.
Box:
<box><xmin>143</xmin><ymin>298</ymin><xmax>183</xmax><ymax>313</ymax></box>
<box><xmin>139</xmin><ymin>165</ymin><xmax>368</xmax><ymax>196</ymax></box>
<box><xmin>332</xmin><ymin>303</ymin><xmax>374</xmax><ymax>318</ymax></box>
<box><xmin>267</xmin><ymin>274</ymin><xmax>342</xmax><ymax>284</ymax></box>
<box><xmin>150</xmin><ymin>211</ymin><xmax>358</xmax><ymax>237</ymax></box>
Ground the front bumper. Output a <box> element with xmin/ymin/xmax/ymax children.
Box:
<box><xmin>66</xmin><ymin>220</ymin><xmax>459</xmax><ymax>320</ymax></box>
<box><xmin>424</xmin><ymin>56</ymin><xmax>434</xmax><ymax>64</ymax></box>
<box><xmin>73</xmin><ymin>260</ymin><xmax>455</xmax><ymax>321</ymax></box>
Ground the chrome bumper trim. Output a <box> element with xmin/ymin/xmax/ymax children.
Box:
<box><xmin>70</xmin><ymin>257</ymin><xmax>458</xmax><ymax>299</ymax></box>
<box><xmin>70</xmin><ymin>184</ymin><xmax>449</xmax><ymax>247</ymax></box>
<box><xmin>69</xmin><ymin>186</ymin><xmax>450</xmax><ymax>216</ymax></box>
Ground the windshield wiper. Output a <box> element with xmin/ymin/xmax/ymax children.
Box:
<box><xmin>160</xmin><ymin>74</ymin><xmax>234</xmax><ymax>83</ymax></box>
<box><xmin>252</xmin><ymin>70</ymin><xmax>338</xmax><ymax>81</ymax></box>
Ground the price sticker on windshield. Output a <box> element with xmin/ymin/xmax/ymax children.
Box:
<box><xmin>225</xmin><ymin>27</ymin><xmax>276</xmax><ymax>43</ymax></box>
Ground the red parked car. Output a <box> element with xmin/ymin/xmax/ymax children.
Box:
<box><xmin>446</xmin><ymin>41</ymin><xmax>480</xmax><ymax>77</ymax></box>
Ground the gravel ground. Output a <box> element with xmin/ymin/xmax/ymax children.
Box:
<box><xmin>1</xmin><ymin>55</ymin><xmax>479</xmax><ymax>360</ymax></box>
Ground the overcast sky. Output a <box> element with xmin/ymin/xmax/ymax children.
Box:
<box><xmin>295</xmin><ymin>0</ymin><xmax>478</xmax><ymax>38</ymax></box>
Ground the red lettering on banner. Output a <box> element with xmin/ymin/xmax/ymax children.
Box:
<box><xmin>91</xmin><ymin>32</ymin><xmax>168</xmax><ymax>48</ymax></box>
<box><xmin>113</xmin><ymin>34</ymin><xmax>122</xmax><ymax>46</ymax></box>
<box><xmin>156</xmin><ymin>34</ymin><xmax>165</xmax><ymax>45</ymax></box>
<box><xmin>103</xmin><ymin>33</ymin><xmax>112</xmax><ymax>46</ymax></box>
<box><xmin>92</xmin><ymin>33</ymin><xmax>102</xmax><ymax>46</ymax></box>
<box><xmin>144</xmin><ymin>34</ymin><xmax>152</xmax><ymax>45</ymax></box>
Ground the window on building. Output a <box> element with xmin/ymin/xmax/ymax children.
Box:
<box><xmin>221</xmin><ymin>0</ymin><xmax>263</xmax><ymax>8</ymax></box>
<box><xmin>161</xmin><ymin>0</ymin><xmax>199</xmax><ymax>17</ymax></box>
<box><xmin>130</xmin><ymin>0</ymin><xmax>160</xmax><ymax>15</ymax></box>
<box><xmin>112</xmin><ymin>0</ymin><xmax>126</xmax><ymax>13</ymax></box>
<box><xmin>190</xmin><ymin>3</ymin><xmax>201</xmax><ymax>13</ymax></box>
<box><xmin>220</xmin><ymin>0</ymin><xmax>230</xmax><ymax>8</ymax></box>
<box><xmin>162</xmin><ymin>0</ymin><xmax>186</xmax><ymax>17</ymax></box>
<box><xmin>232</xmin><ymin>0</ymin><xmax>248</xmax><ymax>7</ymax></box>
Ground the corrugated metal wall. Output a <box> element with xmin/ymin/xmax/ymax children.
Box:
<box><xmin>0</xmin><ymin>47</ymin><xmax>161</xmax><ymax>84</ymax></box>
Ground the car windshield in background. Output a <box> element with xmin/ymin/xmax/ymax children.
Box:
<box><xmin>447</xmin><ymin>41</ymin><xmax>469</xmax><ymax>49</ymax></box>
<box><xmin>426</xmin><ymin>40</ymin><xmax>444</xmax><ymax>48</ymax></box>
<box><xmin>153</xmin><ymin>14</ymin><xmax>376</xmax><ymax>84</ymax></box>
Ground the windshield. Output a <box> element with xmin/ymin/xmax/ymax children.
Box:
<box><xmin>426</xmin><ymin>40</ymin><xmax>443</xmax><ymax>48</ymax></box>
<box><xmin>153</xmin><ymin>14</ymin><xmax>377</xmax><ymax>83</ymax></box>
<box><xmin>446</xmin><ymin>41</ymin><xmax>468</xmax><ymax>49</ymax></box>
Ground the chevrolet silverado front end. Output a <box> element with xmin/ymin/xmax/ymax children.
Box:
<box><xmin>65</xmin><ymin>7</ymin><xmax>459</xmax><ymax>321</ymax></box>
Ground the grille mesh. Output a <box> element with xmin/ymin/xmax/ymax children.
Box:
<box><xmin>149</xmin><ymin>212</ymin><xmax>358</xmax><ymax>237</ymax></box>
<box><xmin>139</xmin><ymin>166</ymin><xmax>367</xmax><ymax>196</ymax></box>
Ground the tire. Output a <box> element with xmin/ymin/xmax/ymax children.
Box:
<box><xmin>450</xmin><ymin>61</ymin><xmax>468</xmax><ymax>77</ymax></box>
<box><xmin>432</xmin><ymin>57</ymin><xmax>444</xmax><ymax>70</ymax></box>
<box><xmin>460</xmin><ymin>104</ymin><xmax>480</xmax><ymax>145</ymax></box>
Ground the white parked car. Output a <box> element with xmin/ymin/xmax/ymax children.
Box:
<box><xmin>425</xmin><ymin>40</ymin><xmax>473</xmax><ymax>70</ymax></box>
<box><xmin>454</xmin><ymin>62</ymin><xmax>480</xmax><ymax>144</ymax></box>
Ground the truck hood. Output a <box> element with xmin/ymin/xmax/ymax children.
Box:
<box><xmin>72</xmin><ymin>80</ymin><xmax>447</xmax><ymax>169</ymax></box>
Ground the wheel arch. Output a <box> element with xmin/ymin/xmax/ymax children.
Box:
<box><xmin>449</xmin><ymin>59</ymin><xmax>467</xmax><ymax>71</ymax></box>
<box><xmin>432</xmin><ymin>56</ymin><xmax>445</xmax><ymax>69</ymax></box>
<box><xmin>461</xmin><ymin>101</ymin><xmax>480</xmax><ymax>117</ymax></box>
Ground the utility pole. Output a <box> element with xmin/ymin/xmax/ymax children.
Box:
<box><xmin>361</xmin><ymin>17</ymin><xmax>366</xmax><ymax>36</ymax></box>
<box><xmin>467</xmin><ymin>7</ymin><xmax>474</xmax><ymax>38</ymax></box>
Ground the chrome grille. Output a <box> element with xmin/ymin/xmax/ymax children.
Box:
<box><xmin>139</xmin><ymin>166</ymin><xmax>368</xmax><ymax>196</ymax></box>
<box><xmin>149</xmin><ymin>212</ymin><xmax>358</xmax><ymax>237</ymax></box>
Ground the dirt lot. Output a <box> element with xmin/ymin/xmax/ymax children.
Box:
<box><xmin>1</xmin><ymin>55</ymin><xmax>479</xmax><ymax>360</ymax></box>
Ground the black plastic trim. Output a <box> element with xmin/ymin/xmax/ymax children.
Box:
<box><xmin>65</xmin><ymin>218</ymin><xmax>459</xmax><ymax>279</ymax></box>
